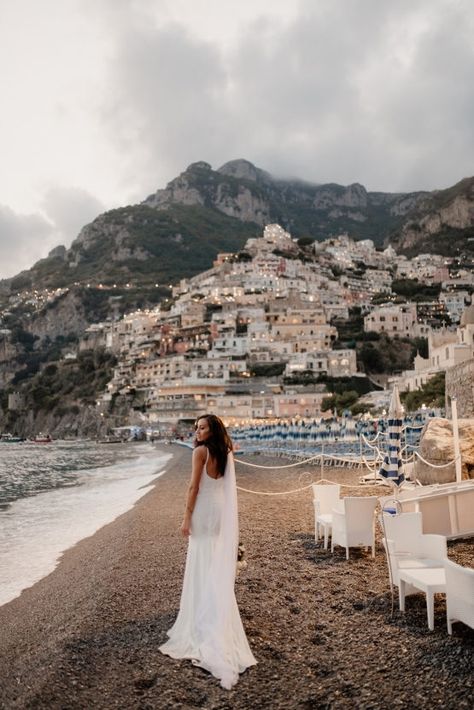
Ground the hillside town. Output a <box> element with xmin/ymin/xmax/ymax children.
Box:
<box><xmin>3</xmin><ymin>224</ymin><xmax>474</xmax><ymax>432</ymax></box>
<box><xmin>4</xmin><ymin>223</ymin><xmax>463</xmax><ymax>430</ymax></box>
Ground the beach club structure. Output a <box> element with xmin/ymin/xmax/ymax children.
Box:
<box><xmin>213</xmin><ymin>404</ymin><xmax>474</xmax><ymax>636</ymax></box>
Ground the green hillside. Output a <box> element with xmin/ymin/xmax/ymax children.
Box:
<box><xmin>10</xmin><ymin>204</ymin><xmax>260</xmax><ymax>291</ymax></box>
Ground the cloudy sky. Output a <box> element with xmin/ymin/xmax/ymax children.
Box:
<box><xmin>1</xmin><ymin>0</ymin><xmax>473</xmax><ymax>278</ymax></box>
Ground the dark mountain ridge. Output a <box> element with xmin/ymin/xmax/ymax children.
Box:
<box><xmin>2</xmin><ymin>159</ymin><xmax>473</xmax><ymax>299</ymax></box>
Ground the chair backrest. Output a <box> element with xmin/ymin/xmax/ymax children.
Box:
<box><xmin>381</xmin><ymin>512</ymin><xmax>423</xmax><ymax>549</ymax></box>
<box><xmin>382</xmin><ymin>511</ymin><xmax>447</xmax><ymax>560</ymax></box>
<box><xmin>312</xmin><ymin>483</ymin><xmax>341</xmax><ymax>514</ymax></box>
<box><xmin>343</xmin><ymin>497</ymin><xmax>378</xmax><ymax>529</ymax></box>
<box><xmin>445</xmin><ymin>558</ymin><xmax>474</xmax><ymax>599</ymax></box>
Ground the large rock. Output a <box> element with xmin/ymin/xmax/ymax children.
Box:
<box><xmin>415</xmin><ymin>417</ymin><xmax>474</xmax><ymax>484</ymax></box>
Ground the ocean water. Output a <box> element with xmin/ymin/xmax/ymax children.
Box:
<box><xmin>0</xmin><ymin>440</ymin><xmax>172</xmax><ymax>606</ymax></box>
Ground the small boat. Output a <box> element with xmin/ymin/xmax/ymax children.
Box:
<box><xmin>33</xmin><ymin>434</ymin><xmax>53</xmax><ymax>443</ymax></box>
<box><xmin>98</xmin><ymin>435</ymin><xmax>125</xmax><ymax>444</ymax></box>
<box><xmin>0</xmin><ymin>434</ymin><xmax>25</xmax><ymax>443</ymax></box>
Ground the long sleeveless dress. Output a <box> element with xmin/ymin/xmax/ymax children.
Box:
<box><xmin>159</xmin><ymin>450</ymin><xmax>256</xmax><ymax>689</ymax></box>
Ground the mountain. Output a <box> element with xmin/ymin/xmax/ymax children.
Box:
<box><xmin>6</xmin><ymin>202</ymin><xmax>259</xmax><ymax>293</ymax></box>
<box><xmin>389</xmin><ymin>177</ymin><xmax>474</xmax><ymax>256</ymax></box>
<box><xmin>4</xmin><ymin>160</ymin><xmax>474</xmax><ymax>299</ymax></box>
<box><xmin>1</xmin><ymin>161</ymin><xmax>473</xmax><ymax>434</ymax></box>
<box><xmin>144</xmin><ymin>159</ymin><xmax>428</xmax><ymax>243</ymax></box>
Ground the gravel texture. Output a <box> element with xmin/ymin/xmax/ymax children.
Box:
<box><xmin>0</xmin><ymin>444</ymin><xmax>473</xmax><ymax>709</ymax></box>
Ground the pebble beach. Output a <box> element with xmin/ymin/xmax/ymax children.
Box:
<box><xmin>0</xmin><ymin>443</ymin><xmax>473</xmax><ymax>709</ymax></box>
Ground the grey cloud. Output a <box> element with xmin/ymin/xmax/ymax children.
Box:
<box><xmin>0</xmin><ymin>188</ymin><xmax>105</xmax><ymax>280</ymax></box>
<box><xmin>42</xmin><ymin>187</ymin><xmax>105</xmax><ymax>244</ymax></box>
<box><xmin>100</xmin><ymin>0</ymin><xmax>474</xmax><ymax>194</ymax></box>
<box><xmin>226</xmin><ymin>0</ymin><xmax>474</xmax><ymax>190</ymax></box>
<box><xmin>101</xmin><ymin>22</ymin><xmax>232</xmax><ymax>191</ymax></box>
<box><xmin>0</xmin><ymin>207</ymin><xmax>54</xmax><ymax>279</ymax></box>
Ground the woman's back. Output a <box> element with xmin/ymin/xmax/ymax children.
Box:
<box><xmin>204</xmin><ymin>450</ymin><xmax>223</xmax><ymax>480</ymax></box>
<box><xmin>192</xmin><ymin>450</ymin><xmax>224</xmax><ymax>537</ymax></box>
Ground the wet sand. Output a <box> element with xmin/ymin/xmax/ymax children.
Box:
<box><xmin>0</xmin><ymin>444</ymin><xmax>473</xmax><ymax>709</ymax></box>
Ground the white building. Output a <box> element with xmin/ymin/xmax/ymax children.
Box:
<box><xmin>439</xmin><ymin>291</ymin><xmax>470</xmax><ymax>323</ymax></box>
<box><xmin>273</xmin><ymin>392</ymin><xmax>325</xmax><ymax>418</ymax></box>
<box><xmin>284</xmin><ymin>349</ymin><xmax>357</xmax><ymax>378</ymax></box>
<box><xmin>364</xmin><ymin>304</ymin><xmax>417</xmax><ymax>336</ymax></box>
<box><xmin>396</xmin><ymin>305</ymin><xmax>474</xmax><ymax>393</ymax></box>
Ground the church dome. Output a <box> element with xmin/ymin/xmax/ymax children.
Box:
<box><xmin>460</xmin><ymin>304</ymin><xmax>474</xmax><ymax>326</ymax></box>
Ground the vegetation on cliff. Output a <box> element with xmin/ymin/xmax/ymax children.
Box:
<box><xmin>0</xmin><ymin>348</ymin><xmax>117</xmax><ymax>436</ymax></box>
<box><xmin>8</xmin><ymin>204</ymin><xmax>260</xmax><ymax>292</ymax></box>
<box><xmin>26</xmin><ymin>349</ymin><xmax>117</xmax><ymax>413</ymax></box>
<box><xmin>401</xmin><ymin>371</ymin><xmax>446</xmax><ymax>411</ymax></box>
<box><xmin>332</xmin><ymin>307</ymin><xmax>428</xmax><ymax>375</ymax></box>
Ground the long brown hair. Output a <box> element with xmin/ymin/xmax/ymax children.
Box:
<box><xmin>194</xmin><ymin>414</ymin><xmax>233</xmax><ymax>476</ymax></box>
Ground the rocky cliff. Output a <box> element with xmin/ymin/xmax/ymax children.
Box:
<box><xmin>27</xmin><ymin>290</ymin><xmax>91</xmax><ymax>342</ymax></box>
<box><xmin>143</xmin><ymin>159</ymin><xmax>429</xmax><ymax>242</ymax></box>
<box><xmin>390</xmin><ymin>177</ymin><xmax>474</xmax><ymax>256</ymax></box>
<box><xmin>4</xmin><ymin>159</ymin><xmax>473</xmax><ymax>301</ymax></box>
<box><xmin>0</xmin><ymin>335</ymin><xmax>21</xmax><ymax>388</ymax></box>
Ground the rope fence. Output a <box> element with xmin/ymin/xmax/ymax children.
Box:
<box><xmin>413</xmin><ymin>451</ymin><xmax>459</xmax><ymax>468</ymax></box>
<box><xmin>234</xmin><ymin>451</ymin><xmax>373</xmax><ymax>469</ymax></box>
<box><xmin>233</xmin><ymin>447</ymin><xmax>461</xmax><ymax>497</ymax></box>
<box><xmin>173</xmin><ymin>438</ymin><xmax>462</xmax><ymax>496</ymax></box>
<box><xmin>236</xmin><ymin>476</ymin><xmax>391</xmax><ymax>496</ymax></box>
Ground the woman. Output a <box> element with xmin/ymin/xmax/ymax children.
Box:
<box><xmin>159</xmin><ymin>414</ymin><xmax>256</xmax><ymax>689</ymax></box>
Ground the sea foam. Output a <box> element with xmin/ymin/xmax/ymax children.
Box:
<box><xmin>0</xmin><ymin>446</ymin><xmax>171</xmax><ymax>606</ymax></box>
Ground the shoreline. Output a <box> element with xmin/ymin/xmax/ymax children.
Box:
<box><xmin>0</xmin><ymin>442</ymin><xmax>172</xmax><ymax>608</ymax></box>
<box><xmin>0</xmin><ymin>446</ymin><xmax>473</xmax><ymax>709</ymax></box>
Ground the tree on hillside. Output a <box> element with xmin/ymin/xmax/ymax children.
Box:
<box><xmin>391</xmin><ymin>278</ymin><xmax>441</xmax><ymax>301</ymax></box>
<box><xmin>358</xmin><ymin>343</ymin><xmax>384</xmax><ymax>373</ymax></box>
<box><xmin>401</xmin><ymin>372</ymin><xmax>445</xmax><ymax>412</ymax></box>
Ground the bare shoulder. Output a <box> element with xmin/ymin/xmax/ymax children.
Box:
<box><xmin>192</xmin><ymin>446</ymin><xmax>207</xmax><ymax>463</ymax></box>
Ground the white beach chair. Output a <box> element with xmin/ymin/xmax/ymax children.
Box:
<box><xmin>312</xmin><ymin>483</ymin><xmax>341</xmax><ymax>549</ymax></box>
<box><xmin>331</xmin><ymin>496</ymin><xmax>378</xmax><ymax>559</ymax></box>
<box><xmin>444</xmin><ymin>558</ymin><xmax>474</xmax><ymax>634</ymax></box>
<box><xmin>380</xmin><ymin>511</ymin><xmax>448</xmax><ymax>627</ymax></box>
<box><xmin>380</xmin><ymin>511</ymin><xmax>447</xmax><ymax>588</ymax></box>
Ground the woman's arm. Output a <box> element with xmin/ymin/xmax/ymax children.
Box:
<box><xmin>180</xmin><ymin>446</ymin><xmax>206</xmax><ymax>537</ymax></box>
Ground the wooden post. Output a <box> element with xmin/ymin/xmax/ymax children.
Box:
<box><xmin>451</xmin><ymin>397</ymin><xmax>462</xmax><ymax>483</ymax></box>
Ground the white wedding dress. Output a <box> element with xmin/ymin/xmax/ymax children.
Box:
<box><xmin>159</xmin><ymin>450</ymin><xmax>256</xmax><ymax>689</ymax></box>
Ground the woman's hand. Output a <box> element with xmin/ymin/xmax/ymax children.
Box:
<box><xmin>180</xmin><ymin>516</ymin><xmax>191</xmax><ymax>537</ymax></box>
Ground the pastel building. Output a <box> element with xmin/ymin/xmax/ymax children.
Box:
<box><xmin>364</xmin><ymin>304</ymin><xmax>417</xmax><ymax>336</ymax></box>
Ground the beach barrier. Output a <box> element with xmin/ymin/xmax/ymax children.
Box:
<box><xmin>173</xmin><ymin>432</ymin><xmax>463</xmax><ymax>498</ymax></box>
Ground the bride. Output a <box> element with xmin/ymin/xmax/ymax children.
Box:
<box><xmin>159</xmin><ymin>414</ymin><xmax>257</xmax><ymax>689</ymax></box>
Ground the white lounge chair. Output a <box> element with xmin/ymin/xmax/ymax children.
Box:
<box><xmin>312</xmin><ymin>483</ymin><xmax>341</xmax><ymax>549</ymax></box>
<box><xmin>444</xmin><ymin>558</ymin><xmax>474</xmax><ymax>634</ymax></box>
<box><xmin>380</xmin><ymin>511</ymin><xmax>448</xmax><ymax>627</ymax></box>
<box><xmin>331</xmin><ymin>496</ymin><xmax>378</xmax><ymax>559</ymax></box>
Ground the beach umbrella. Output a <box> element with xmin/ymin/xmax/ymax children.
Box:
<box><xmin>379</xmin><ymin>385</ymin><xmax>404</xmax><ymax>487</ymax></box>
<box><xmin>271</xmin><ymin>423</ymin><xmax>281</xmax><ymax>441</ymax></box>
<box><xmin>330</xmin><ymin>418</ymin><xmax>341</xmax><ymax>440</ymax></box>
<box><xmin>312</xmin><ymin>419</ymin><xmax>322</xmax><ymax>442</ymax></box>
<box><xmin>309</xmin><ymin>420</ymin><xmax>319</xmax><ymax>443</ymax></box>
<box><xmin>343</xmin><ymin>414</ymin><xmax>357</xmax><ymax>441</ymax></box>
